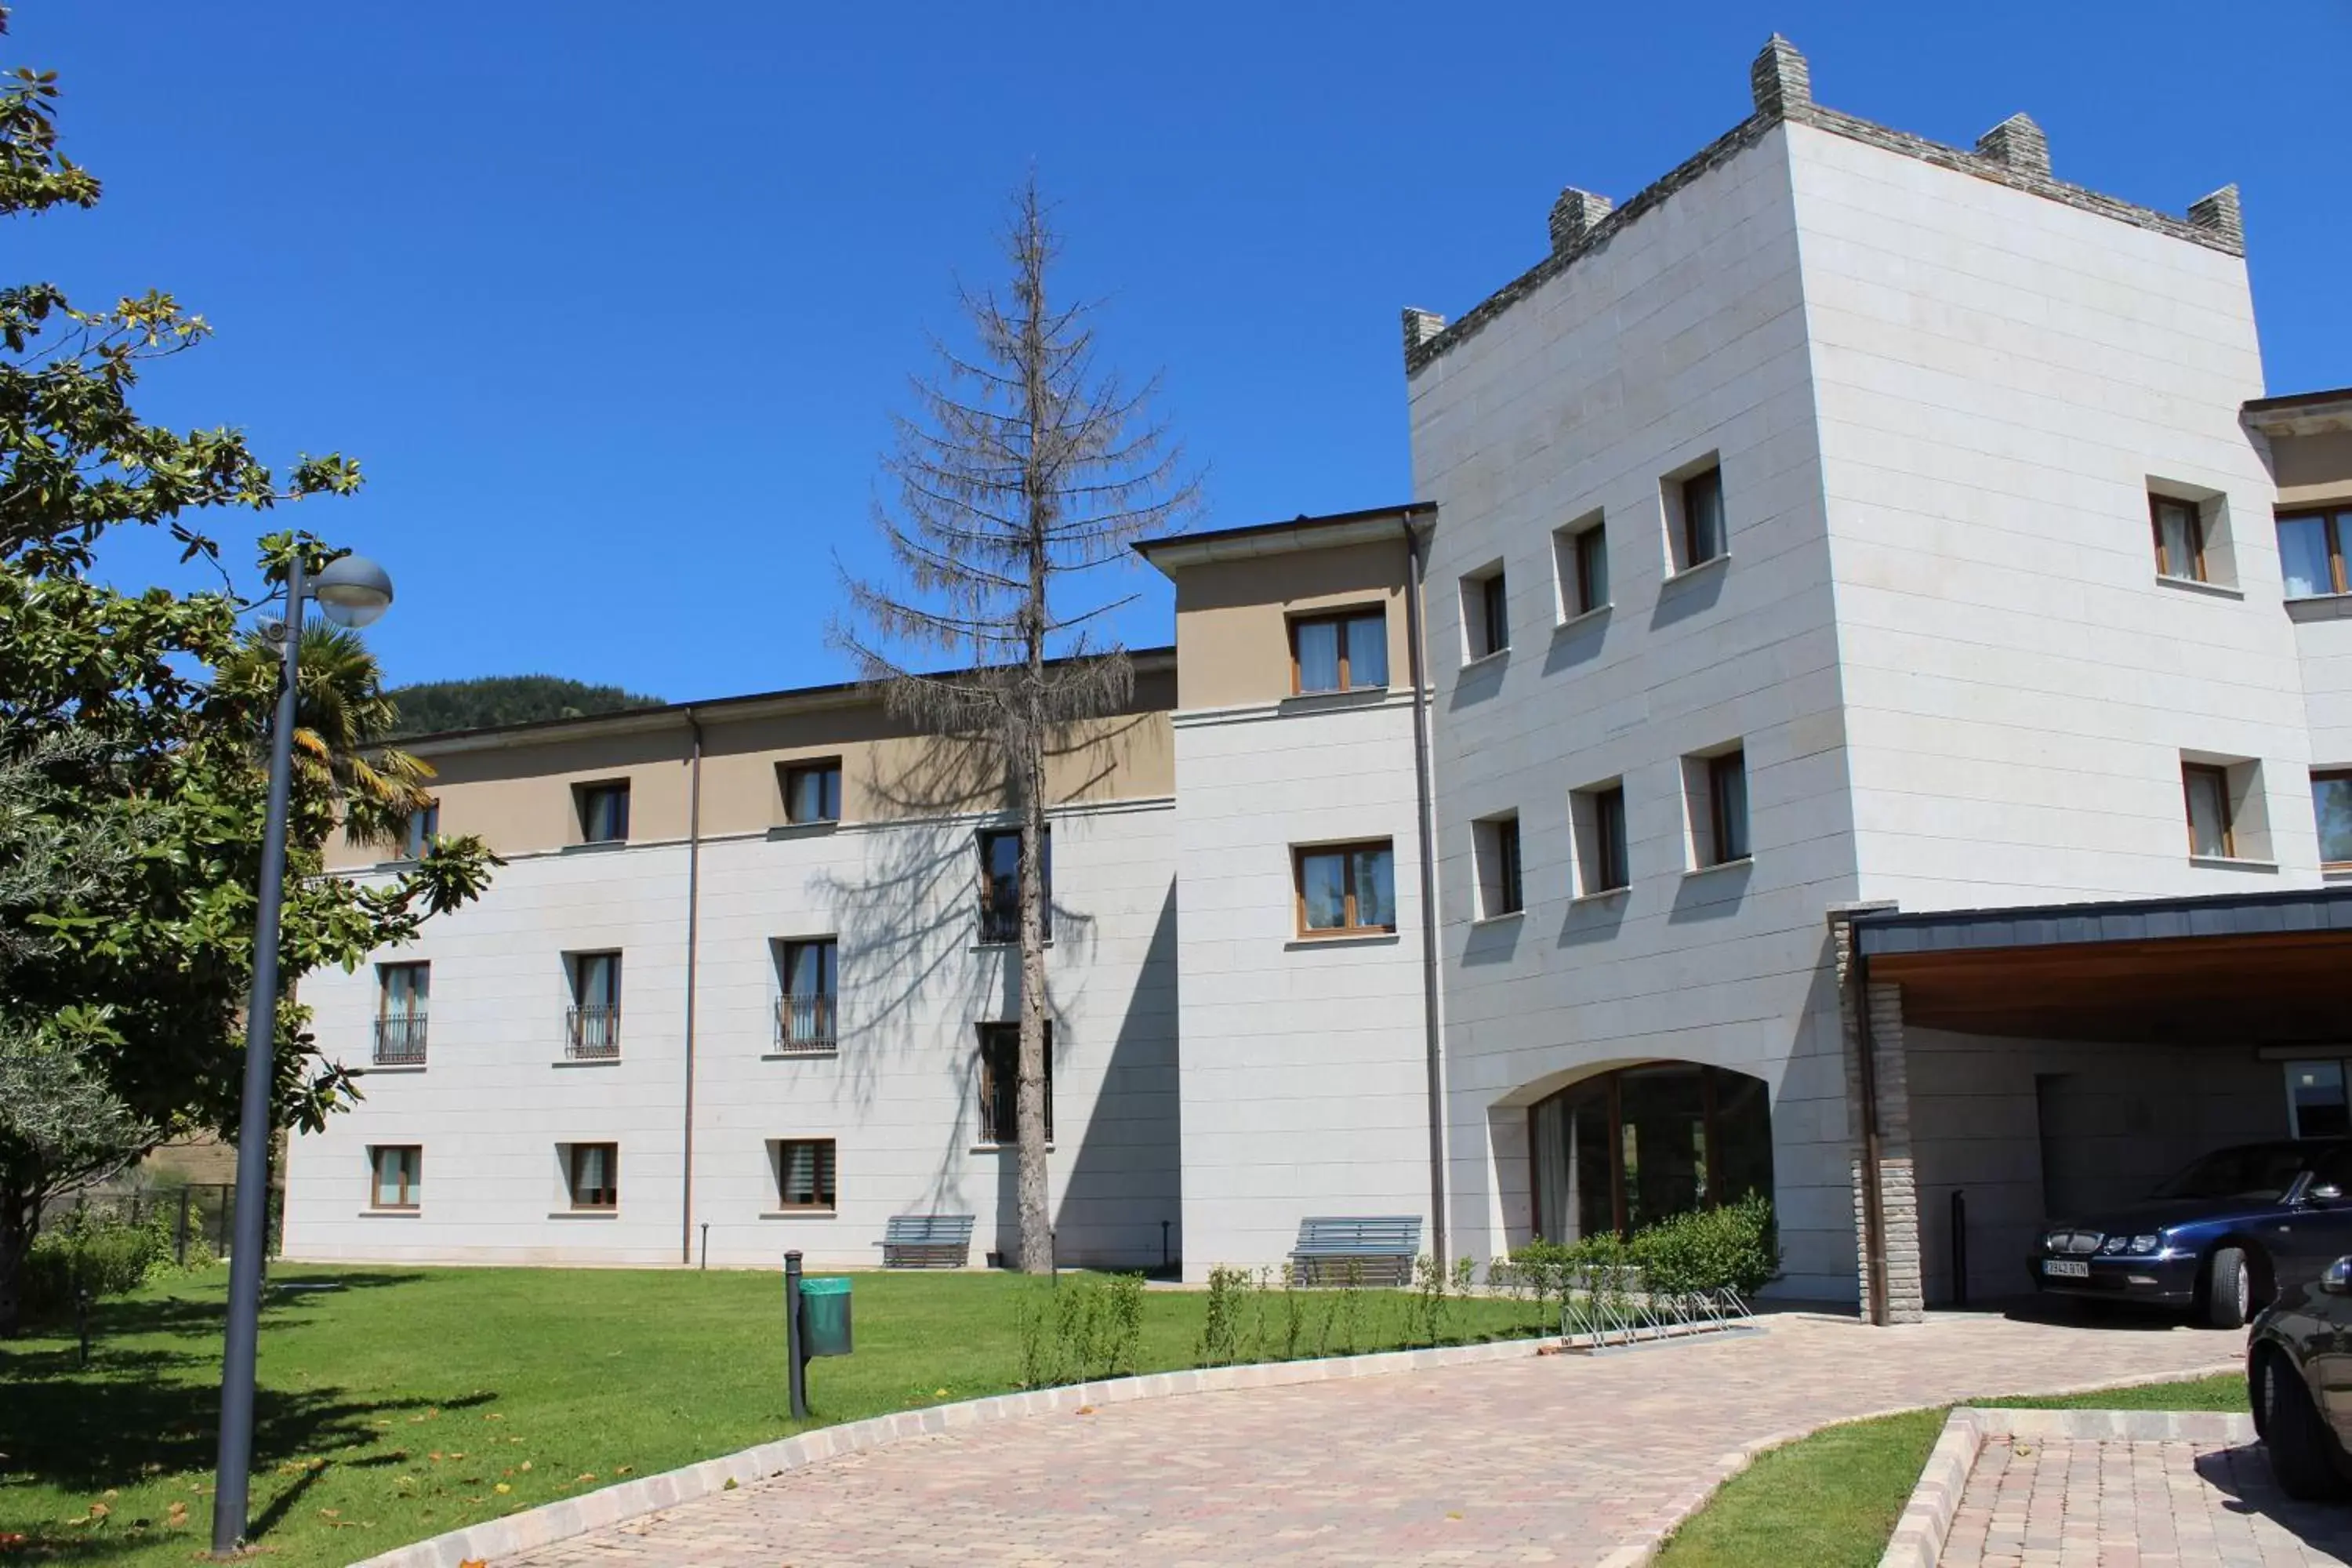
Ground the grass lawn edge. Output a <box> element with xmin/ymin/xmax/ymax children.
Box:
<box><xmin>348</xmin><ymin>1328</ymin><xmax>1567</xmax><ymax>1568</ymax></box>
<box><xmin>1642</xmin><ymin>1357</ymin><xmax>2245</xmax><ymax>1568</ymax></box>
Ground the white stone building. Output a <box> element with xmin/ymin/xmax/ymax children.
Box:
<box><xmin>286</xmin><ymin>38</ymin><xmax>2352</xmax><ymax>1321</ymax></box>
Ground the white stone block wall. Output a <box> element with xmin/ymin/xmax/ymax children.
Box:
<box><xmin>283</xmin><ymin>800</ymin><xmax>1181</xmax><ymax>1271</ymax></box>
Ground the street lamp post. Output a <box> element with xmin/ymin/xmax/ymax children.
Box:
<box><xmin>210</xmin><ymin>552</ymin><xmax>394</xmax><ymax>1558</ymax></box>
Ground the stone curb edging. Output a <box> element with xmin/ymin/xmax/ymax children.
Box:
<box><xmin>349</xmin><ymin>1330</ymin><xmax>1566</xmax><ymax>1568</ymax></box>
<box><xmin>1877</xmin><ymin>1403</ymin><xmax>2259</xmax><ymax>1568</ymax></box>
<box><xmin>1586</xmin><ymin>1359</ymin><xmax>2241</xmax><ymax>1568</ymax></box>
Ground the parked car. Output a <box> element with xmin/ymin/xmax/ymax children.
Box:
<box><xmin>2249</xmin><ymin>1253</ymin><xmax>2352</xmax><ymax>1498</ymax></box>
<box><xmin>2027</xmin><ymin>1139</ymin><xmax>2352</xmax><ymax>1328</ymax></box>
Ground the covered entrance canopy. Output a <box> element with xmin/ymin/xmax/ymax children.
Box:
<box><xmin>1854</xmin><ymin>887</ymin><xmax>2352</xmax><ymax>1046</ymax></box>
<box><xmin>1842</xmin><ymin>886</ymin><xmax>2352</xmax><ymax>1322</ymax></box>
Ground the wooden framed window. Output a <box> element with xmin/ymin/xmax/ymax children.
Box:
<box><xmin>1678</xmin><ymin>466</ymin><xmax>1726</xmax><ymax>569</ymax></box>
<box><xmin>369</xmin><ymin>1145</ymin><xmax>421</xmax><ymax>1210</ymax></box>
<box><xmin>1290</xmin><ymin>607</ymin><xmax>1389</xmax><ymax>694</ymax></box>
<box><xmin>2317</xmin><ymin>771</ymin><xmax>2352</xmax><ymax>869</ymax></box>
<box><xmin>1478</xmin><ymin>572</ymin><xmax>1510</xmax><ymax>655</ymax></box>
<box><xmin>1573</xmin><ymin>524</ymin><xmax>1610</xmax><ymax>616</ymax></box>
<box><xmin>773</xmin><ymin>1138</ymin><xmax>837</xmax><ymax>1210</ymax></box>
<box><xmin>567</xmin><ymin>951</ymin><xmax>622</xmax><ymax>1058</ymax></box>
<box><xmin>1579</xmin><ymin>783</ymin><xmax>1629</xmax><ymax>894</ymax></box>
<box><xmin>2278</xmin><ymin>510</ymin><xmax>2350</xmax><ymax>600</ymax></box>
<box><xmin>1294</xmin><ymin>840</ymin><xmax>1397</xmax><ymax>935</ymax></box>
<box><xmin>977</xmin><ymin>1022</ymin><xmax>1054</xmax><ymax>1145</ymax></box>
<box><xmin>978</xmin><ymin>826</ymin><xmax>1052</xmax><ymax>944</ymax></box>
<box><xmin>781</xmin><ymin>759</ymin><xmax>843</xmax><ymax>824</ymax></box>
<box><xmin>401</xmin><ymin>800</ymin><xmax>440</xmax><ymax>859</ymax></box>
<box><xmin>2151</xmin><ymin>494</ymin><xmax>2207</xmax><ymax>582</ymax></box>
<box><xmin>567</xmin><ymin>1142</ymin><xmax>619</xmax><ymax>1210</ymax></box>
<box><xmin>775</xmin><ymin>938</ymin><xmax>838</xmax><ymax>1052</ymax></box>
<box><xmin>577</xmin><ymin>781</ymin><xmax>630</xmax><ymax>843</ymax></box>
<box><xmin>2183</xmin><ymin>763</ymin><xmax>2234</xmax><ymax>858</ymax></box>
<box><xmin>376</xmin><ymin>961</ymin><xmax>430</xmax><ymax>1066</ymax></box>
<box><xmin>1475</xmin><ymin>815</ymin><xmax>1523</xmax><ymax>918</ymax></box>
<box><xmin>1704</xmin><ymin>750</ymin><xmax>1749</xmax><ymax>866</ymax></box>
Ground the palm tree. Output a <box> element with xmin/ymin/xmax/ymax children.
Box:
<box><xmin>225</xmin><ymin>622</ymin><xmax>436</xmax><ymax>853</ymax></box>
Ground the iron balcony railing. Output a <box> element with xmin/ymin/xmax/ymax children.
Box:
<box><xmin>775</xmin><ymin>994</ymin><xmax>838</xmax><ymax>1054</ymax></box>
<box><xmin>565</xmin><ymin>1004</ymin><xmax>622</xmax><ymax>1059</ymax></box>
<box><xmin>372</xmin><ymin>1014</ymin><xmax>429</xmax><ymax>1067</ymax></box>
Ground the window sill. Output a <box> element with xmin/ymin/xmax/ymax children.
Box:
<box><xmin>1661</xmin><ymin>554</ymin><xmax>1730</xmax><ymax>588</ymax></box>
<box><xmin>2187</xmin><ymin>854</ymin><xmax>2279</xmax><ymax>873</ymax></box>
<box><xmin>549</xmin><ymin>1208</ymin><xmax>619</xmax><ymax>1219</ymax></box>
<box><xmin>357</xmin><ymin>1062</ymin><xmax>428</xmax><ymax>1075</ymax></box>
<box><xmin>2285</xmin><ymin>592</ymin><xmax>2352</xmax><ymax>624</ymax></box>
<box><xmin>1570</xmin><ymin>886</ymin><xmax>1631</xmax><ymax>906</ymax></box>
<box><xmin>1470</xmin><ymin>910</ymin><xmax>1525</xmax><ymax>927</ymax></box>
<box><xmin>1552</xmin><ymin>603</ymin><xmax>1613</xmax><ymax>637</ymax></box>
<box><xmin>972</xmin><ymin>939</ymin><xmax>1054</xmax><ymax>953</ymax></box>
<box><xmin>1284</xmin><ymin>930</ymin><xmax>1401</xmax><ymax>949</ymax></box>
<box><xmin>1458</xmin><ymin>646</ymin><xmax>1510</xmax><ymax>673</ymax></box>
<box><xmin>561</xmin><ymin>839</ymin><xmax>630</xmax><ymax>855</ymax></box>
<box><xmin>971</xmin><ymin>1144</ymin><xmax>1055</xmax><ymax>1155</ymax></box>
<box><xmin>767</xmin><ymin>820</ymin><xmax>840</xmax><ymax>841</ymax></box>
<box><xmin>1682</xmin><ymin>855</ymin><xmax>1754</xmax><ymax>880</ymax></box>
<box><xmin>2325</xmin><ymin>864</ymin><xmax>2352</xmax><ymax>881</ymax></box>
<box><xmin>553</xmin><ymin>1055</ymin><xmax>624</xmax><ymax>1068</ymax></box>
<box><xmin>371</xmin><ymin>855</ymin><xmax>425</xmax><ymax>872</ymax></box>
<box><xmin>1279</xmin><ymin>686</ymin><xmax>1392</xmax><ymax>714</ymax></box>
<box><xmin>760</xmin><ymin>1208</ymin><xmax>839</xmax><ymax>1220</ymax></box>
<box><xmin>2154</xmin><ymin>573</ymin><xmax>2244</xmax><ymax>600</ymax></box>
<box><xmin>761</xmin><ymin>1047</ymin><xmax>841</xmax><ymax>1062</ymax></box>
<box><xmin>359</xmin><ymin>1207</ymin><xmax>420</xmax><ymax>1218</ymax></box>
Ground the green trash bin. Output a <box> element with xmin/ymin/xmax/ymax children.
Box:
<box><xmin>799</xmin><ymin>1276</ymin><xmax>853</xmax><ymax>1358</ymax></box>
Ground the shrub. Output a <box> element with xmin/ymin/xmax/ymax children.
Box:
<box><xmin>1631</xmin><ymin>1193</ymin><xmax>1779</xmax><ymax>1299</ymax></box>
<box><xmin>21</xmin><ymin>1207</ymin><xmax>174</xmax><ymax>1322</ymax></box>
<box><xmin>1015</xmin><ymin>1272</ymin><xmax>1152</xmax><ymax>1388</ymax></box>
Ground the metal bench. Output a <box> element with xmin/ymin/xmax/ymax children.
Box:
<box><xmin>878</xmin><ymin>1213</ymin><xmax>976</xmax><ymax>1269</ymax></box>
<box><xmin>1289</xmin><ymin>1215</ymin><xmax>1422</xmax><ymax>1287</ymax></box>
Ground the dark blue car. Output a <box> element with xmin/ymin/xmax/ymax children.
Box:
<box><xmin>2028</xmin><ymin>1139</ymin><xmax>2352</xmax><ymax>1328</ymax></box>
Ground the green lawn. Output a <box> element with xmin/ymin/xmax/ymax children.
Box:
<box><xmin>1653</xmin><ymin>1371</ymin><xmax>2249</xmax><ymax>1568</ymax></box>
<box><xmin>0</xmin><ymin>1263</ymin><xmax>1547</xmax><ymax>1566</ymax></box>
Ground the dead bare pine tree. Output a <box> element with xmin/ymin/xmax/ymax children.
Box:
<box><xmin>832</xmin><ymin>179</ymin><xmax>1200</xmax><ymax>1274</ymax></box>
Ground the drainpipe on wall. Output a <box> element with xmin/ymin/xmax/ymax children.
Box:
<box><xmin>680</xmin><ymin>710</ymin><xmax>705</xmax><ymax>1266</ymax></box>
<box><xmin>1852</xmin><ymin>945</ymin><xmax>1889</xmax><ymax>1327</ymax></box>
<box><xmin>1402</xmin><ymin>517</ymin><xmax>1449</xmax><ymax>1271</ymax></box>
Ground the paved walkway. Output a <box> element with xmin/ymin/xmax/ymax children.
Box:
<box><xmin>1941</xmin><ymin>1436</ymin><xmax>2352</xmax><ymax>1567</ymax></box>
<box><xmin>498</xmin><ymin>1312</ymin><xmax>2240</xmax><ymax>1568</ymax></box>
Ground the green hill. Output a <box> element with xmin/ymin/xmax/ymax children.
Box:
<box><xmin>387</xmin><ymin>675</ymin><xmax>664</xmax><ymax>737</ymax></box>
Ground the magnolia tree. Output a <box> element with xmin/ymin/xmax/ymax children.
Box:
<box><xmin>0</xmin><ymin>14</ymin><xmax>498</xmax><ymax>1333</ymax></box>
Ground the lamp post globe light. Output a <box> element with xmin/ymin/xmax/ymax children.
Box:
<box><xmin>210</xmin><ymin>551</ymin><xmax>393</xmax><ymax>1557</ymax></box>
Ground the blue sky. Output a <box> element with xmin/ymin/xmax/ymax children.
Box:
<box><xmin>22</xmin><ymin>2</ymin><xmax>2349</xmax><ymax>701</ymax></box>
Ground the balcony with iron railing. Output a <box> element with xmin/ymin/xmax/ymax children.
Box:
<box><xmin>372</xmin><ymin>1014</ymin><xmax>429</xmax><ymax>1067</ymax></box>
<box><xmin>565</xmin><ymin>1004</ymin><xmax>622</xmax><ymax>1059</ymax></box>
<box><xmin>774</xmin><ymin>994</ymin><xmax>837</xmax><ymax>1055</ymax></box>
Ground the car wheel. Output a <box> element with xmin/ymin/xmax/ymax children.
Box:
<box><xmin>2205</xmin><ymin>1246</ymin><xmax>2253</xmax><ymax>1330</ymax></box>
<box><xmin>2258</xmin><ymin>1349</ymin><xmax>2350</xmax><ymax>1501</ymax></box>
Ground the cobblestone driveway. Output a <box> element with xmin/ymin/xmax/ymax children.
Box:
<box><xmin>499</xmin><ymin>1313</ymin><xmax>2240</xmax><ymax>1568</ymax></box>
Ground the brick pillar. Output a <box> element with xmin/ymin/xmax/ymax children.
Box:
<box><xmin>2187</xmin><ymin>185</ymin><xmax>2244</xmax><ymax>249</ymax></box>
<box><xmin>1401</xmin><ymin>307</ymin><xmax>1447</xmax><ymax>365</ymax></box>
<box><xmin>1829</xmin><ymin>906</ymin><xmax>1924</xmax><ymax>1325</ymax></box>
<box><xmin>1749</xmin><ymin>34</ymin><xmax>1811</xmax><ymax>118</ymax></box>
<box><xmin>1548</xmin><ymin>188</ymin><xmax>1613</xmax><ymax>256</ymax></box>
<box><xmin>1974</xmin><ymin>113</ymin><xmax>2050</xmax><ymax>177</ymax></box>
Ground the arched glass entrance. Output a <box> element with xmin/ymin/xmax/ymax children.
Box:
<box><xmin>1528</xmin><ymin>1062</ymin><xmax>1773</xmax><ymax>1242</ymax></box>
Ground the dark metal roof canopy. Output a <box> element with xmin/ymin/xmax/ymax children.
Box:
<box><xmin>1853</xmin><ymin>887</ymin><xmax>2352</xmax><ymax>1046</ymax></box>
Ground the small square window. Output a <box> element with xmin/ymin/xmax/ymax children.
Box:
<box><xmin>369</xmin><ymin>1145</ymin><xmax>421</xmax><ymax>1210</ymax></box>
<box><xmin>781</xmin><ymin>760</ymin><xmax>843</xmax><ymax>824</ymax></box>
<box><xmin>1668</xmin><ymin>464</ymin><xmax>1727</xmax><ymax>573</ymax></box>
<box><xmin>2151</xmin><ymin>494</ymin><xmax>2208</xmax><ymax>583</ymax></box>
<box><xmin>1294</xmin><ymin>840</ymin><xmax>1397</xmax><ymax>935</ymax></box>
<box><xmin>1683</xmin><ymin>747</ymin><xmax>1748</xmax><ymax>868</ymax></box>
<box><xmin>565</xmin><ymin>1142</ymin><xmax>619</xmax><ymax>1210</ymax></box>
<box><xmin>2183</xmin><ymin>762</ymin><xmax>2235</xmax><ymax>858</ymax></box>
<box><xmin>1291</xmin><ymin>607</ymin><xmax>1389</xmax><ymax>694</ymax></box>
<box><xmin>1572</xmin><ymin>782</ymin><xmax>1630</xmax><ymax>895</ymax></box>
<box><xmin>2278</xmin><ymin>511</ymin><xmax>2350</xmax><ymax>601</ymax></box>
<box><xmin>1461</xmin><ymin>565</ymin><xmax>1509</xmax><ymax>660</ymax></box>
<box><xmin>977</xmin><ymin>1022</ymin><xmax>1053</xmax><ymax>1145</ymax></box>
<box><xmin>1474</xmin><ymin>814</ymin><xmax>1524</xmax><ymax>919</ymax></box>
<box><xmin>2316</xmin><ymin>771</ymin><xmax>2352</xmax><ymax>868</ymax></box>
<box><xmin>772</xmin><ymin>1138</ymin><xmax>837</xmax><ymax>1210</ymax></box>
<box><xmin>978</xmin><ymin>826</ymin><xmax>1051</xmax><ymax>944</ymax></box>
<box><xmin>577</xmin><ymin>781</ymin><xmax>630</xmax><ymax>843</ymax></box>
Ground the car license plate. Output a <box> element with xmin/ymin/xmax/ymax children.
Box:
<box><xmin>2044</xmin><ymin>1259</ymin><xmax>2089</xmax><ymax>1279</ymax></box>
